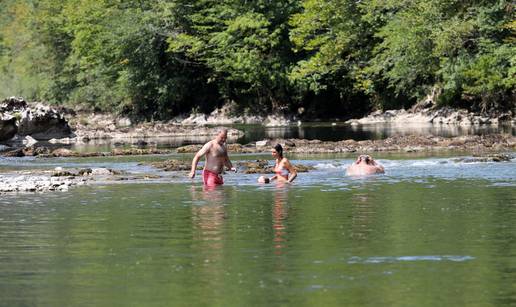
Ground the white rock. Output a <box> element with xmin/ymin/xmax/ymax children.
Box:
<box><xmin>91</xmin><ymin>168</ymin><xmax>113</xmax><ymax>175</ymax></box>
<box><xmin>116</xmin><ymin>117</ymin><xmax>132</xmax><ymax>127</ymax></box>
<box><xmin>181</xmin><ymin>114</ymin><xmax>208</xmax><ymax>125</ymax></box>
<box><xmin>48</xmin><ymin>137</ymin><xmax>74</xmax><ymax>144</ymax></box>
<box><xmin>255</xmin><ymin>140</ymin><xmax>270</xmax><ymax>147</ymax></box>
<box><xmin>23</xmin><ymin>135</ymin><xmax>38</xmax><ymax>147</ymax></box>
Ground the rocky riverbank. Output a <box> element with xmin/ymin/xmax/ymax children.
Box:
<box><xmin>0</xmin><ymin>174</ymin><xmax>84</xmax><ymax>193</ymax></box>
<box><xmin>71</xmin><ymin>114</ymin><xmax>243</xmax><ymax>142</ymax></box>
<box><xmin>178</xmin><ymin>102</ymin><xmax>295</xmax><ymax>126</ymax></box>
<box><xmin>159</xmin><ymin>101</ymin><xmax>515</xmax><ymax>127</ymax></box>
<box><xmin>1</xmin><ymin>146</ymin><xmax>175</xmax><ymax>158</ymax></box>
<box><xmin>2</xmin><ymin>97</ymin><xmax>514</xmax><ymax>147</ymax></box>
<box><xmin>1</xmin><ymin>97</ymin><xmax>515</xmax><ymax>159</ymax></box>
<box><xmin>0</xmin><ymin>166</ymin><xmax>152</xmax><ymax>194</ymax></box>
<box><xmin>1</xmin><ymin>133</ymin><xmax>514</xmax><ymax>158</ymax></box>
<box><xmin>0</xmin><ymin>97</ymin><xmax>243</xmax><ymax>147</ymax></box>
<box><xmin>346</xmin><ymin>107</ymin><xmax>514</xmax><ymax>126</ymax></box>
<box><xmin>0</xmin><ymin>97</ymin><xmax>71</xmax><ymax>142</ymax></box>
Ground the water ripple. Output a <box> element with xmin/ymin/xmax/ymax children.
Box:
<box><xmin>347</xmin><ymin>255</ymin><xmax>475</xmax><ymax>264</ymax></box>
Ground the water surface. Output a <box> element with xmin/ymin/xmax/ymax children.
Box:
<box><xmin>64</xmin><ymin>122</ymin><xmax>515</xmax><ymax>152</ymax></box>
<box><xmin>1</xmin><ymin>155</ymin><xmax>515</xmax><ymax>306</ymax></box>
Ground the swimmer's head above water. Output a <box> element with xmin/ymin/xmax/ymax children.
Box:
<box><xmin>357</xmin><ymin>154</ymin><xmax>372</xmax><ymax>164</ymax></box>
<box><xmin>258</xmin><ymin>176</ymin><xmax>270</xmax><ymax>184</ymax></box>
<box><xmin>272</xmin><ymin>144</ymin><xmax>283</xmax><ymax>159</ymax></box>
<box><xmin>347</xmin><ymin>154</ymin><xmax>385</xmax><ymax>175</ymax></box>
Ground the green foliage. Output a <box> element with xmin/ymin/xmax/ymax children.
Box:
<box><xmin>164</xmin><ymin>0</ymin><xmax>298</xmax><ymax>111</ymax></box>
<box><xmin>289</xmin><ymin>0</ymin><xmax>366</xmax><ymax>93</ymax></box>
<box><xmin>461</xmin><ymin>44</ymin><xmax>515</xmax><ymax>110</ymax></box>
<box><xmin>0</xmin><ymin>0</ymin><xmax>514</xmax><ymax>118</ymax></box>
<box><xmin>0</xmin><ymin>1</ymin><xmax>52</xmax><ymax>100</ymax></box>
<box><xmin>361</xmin><ymin>0</ymin><xmax>515</xmax><ymax>110</ymax></box>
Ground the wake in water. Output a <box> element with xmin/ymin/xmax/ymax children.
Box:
<box><xmin>231</xmin><ymin>155</ymin><xmax>516</xmax><ymax>187</ymax></box>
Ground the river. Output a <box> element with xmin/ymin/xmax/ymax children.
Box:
<box><xmin>1</xmin><ymin>148</ymin><xmax>515</xmax><ymax>306</ymax></box>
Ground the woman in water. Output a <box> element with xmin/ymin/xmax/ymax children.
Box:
<box><xmin>258</xmin><ymin>144</ymin><xmax>297</xmax><ymax>184</ymax></box>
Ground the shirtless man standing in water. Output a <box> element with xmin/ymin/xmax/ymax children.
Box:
<box><xmin>189</xmin><ymin>129</ymin><xmax>236</xmax><ymax>186</ymax></box>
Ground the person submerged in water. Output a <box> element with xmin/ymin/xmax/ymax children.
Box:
<box><xmin>258</xmin><ymin>144</ymin><xmax>297</xmax><ymax>184</ymax></box>
<box><xmin>346</xmin><ymin>154</ymin><xmax>385</xmax><ymax>176</ymax></box>
<box><xmin>189</xmin><ymin>128</ymin><xmax>236</xmax><ymax>186</ymax></box>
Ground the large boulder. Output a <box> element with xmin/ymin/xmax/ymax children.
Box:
<box><xmin>0</xmin><ymin>115</ymin><xmax>17</xmax><ymax>142</ymax></box>
<box><xmin>18</xmin><ymin>104</ymin><xmax>72</xmax><ymax>140</ymax></box>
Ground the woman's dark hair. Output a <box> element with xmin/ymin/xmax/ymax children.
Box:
<box><xmin>274</xmin><ymin>144</ymin><xmax>283</xmax><ymax>158</ymax></box>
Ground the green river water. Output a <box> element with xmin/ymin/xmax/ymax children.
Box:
<box><xmin>1</xmin><ymin>151</ymin><xmax>515</xmax><ymax>306</ymax></box>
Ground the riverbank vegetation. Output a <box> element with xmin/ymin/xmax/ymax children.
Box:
<box><xmin>0</xmin><ymin>0</ymin><xmax>514</xmax><ymax>120</ymax></box>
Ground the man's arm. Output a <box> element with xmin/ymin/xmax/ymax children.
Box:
<box><xmin>224</xmin><ymin>152</ymin><xmax>236</xmax><ymax>172</ymax></box>
<box><xmin>189</xmin><ymin>142</ymin><xmax>211</xmax><ymax>179</ymax></box>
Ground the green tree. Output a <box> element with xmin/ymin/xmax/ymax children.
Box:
<box><xmin>165</xmin><ymin>0</ymin><xmax>299</xmax><ymax>113</ymax></box>
<box><xmin>362</xmin><ymin>0</ymin><xmax>515</xmax><ymax>111</ymax></box>
<box><xmin>0</xmin><ymin>1</ymin><xmax>52</xmax><ymax>99</ymax></box>
<box><xmin>0</xmin><ymin>0</ymin><xmax>513</xmax><ymax>118</ymax></box>
<box><xmin>289</xmin><ymin>0</ymin><xmax>377</xmax><ymax>115</ymax></box>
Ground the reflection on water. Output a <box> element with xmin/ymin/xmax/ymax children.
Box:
<box><xmin>272</xmin><ymin>184</ymin><xmax>289</xmax><ymax>254</ymax></box>
<box><xmin>70</xmin><ymin>134</ymin><xmax>239</xmax><ymax>152</ymax></box>
<box><xmin>349</xmin><ymin>123</ymin><xmax>514</xmax><ymax>139</ymax></box>
<box><xmin>350</xmin><ymin>193</ymin><xmax>374</xmax><ymax>241</ymax></box>
<box><xmin>190</xmin><ymin>185</ymin><xmax>226</xmax><ymax>291</ymax></box>
<box><xmin>67</xmin><ymin>123</ymin><xmax>515</xmax><ymax>152</ymax></box>
<box><xmin>236</xmin><ymin>123</ymin><xmax>515</xmax><ymax>144</ymax></box>
<box><xmin>191</xmin><ymin>185</ymin><xmax>226</xmax><ymax>244</ymax></box>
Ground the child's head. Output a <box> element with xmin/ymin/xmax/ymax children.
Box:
<box><xmin>258</xmin><ymin>176</ymin><xmax>270</xmax><ymax>184</ymax></box>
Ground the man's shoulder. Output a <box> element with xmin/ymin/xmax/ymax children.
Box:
<box><xmin>199</xmin><ymin>140</ymin><xmax>214</xmax><ymax>152</ymax></box>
